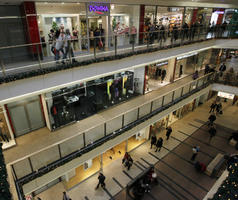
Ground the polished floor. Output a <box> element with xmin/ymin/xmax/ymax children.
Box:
<box><xmin>36</xmin><ymin>98</ymin><xmax>238</xmax><ymax>200</ymax></box>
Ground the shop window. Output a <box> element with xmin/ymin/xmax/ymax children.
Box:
<box><xmin>0</xmin><ymin>107</ymin><xmax>15</xmax><ymax>149</ymax></box>
<box><xmin>46</xmin><ymin>71</ymin><xmax>136</xmax><ymax>130</ymax></box>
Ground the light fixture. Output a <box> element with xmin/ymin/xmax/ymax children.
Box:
<box><xmin>77</xmin><ymin>2</ymin><xmax>80</xmax><ymax>4</ymax></box>
<box><xmin>44</xmin><ymin>2</ymin><xmax>48</xmax><ymax>4</ymax></box>
<box><xmin>61</xmin><ymin>2</ymin><xmax>64</xmax><ymax>4</ymax></box>
<box><xmin>111</xmin><ymin>4</ymin><xmax>115</xmax><ymax>10</ymax></box>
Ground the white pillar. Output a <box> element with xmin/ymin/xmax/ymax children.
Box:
<box><xmin>41</xmin><ymin>94</ymin><xmax>52</xmax><ymax>131</ymax></box>
<box><xmin>167</xmin><ymin>58</ymin><xmax>176</xmax><ymax>82</ymax></box>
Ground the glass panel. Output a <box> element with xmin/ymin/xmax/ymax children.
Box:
<box><xmin>26</xmin><ymin>100</ymin><xmax>45</xmax><ymax>131</ymax></box>
<box><xmin>163</xmin><ymin>92</ymin><xmax>173</xmax><ymax>105</ymax></box>
<box><xmin>9</xmin><ymin>105</ymin><xmax>29</xmax><ymax>137</ymax></box>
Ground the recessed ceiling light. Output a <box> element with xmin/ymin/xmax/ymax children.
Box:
<box><xmin>61</xmin><ymin>2</ymin><xmax>64</xmax><ymax>4</ymax></box>
<box><xmin>77</xmin><ymin>2</ymin><xmax>80</xmax><ymax>4</ymax></box>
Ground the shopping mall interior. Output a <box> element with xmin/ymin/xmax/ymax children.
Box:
<box><xmin>0</xmin><ymin>0</ymin><xmax>238</xmax><ymax>200</ymax></box>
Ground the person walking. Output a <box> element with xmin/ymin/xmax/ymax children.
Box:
<box><xmin>209</xmin><ymin>101</ymin><xmax>217</xmax><ymax>113</ymax></box>
<box><xmin>204</xmin><ymin>64</ymin><xmax>210</xmax><ymax>75</ymax></box>
<box><xmin>208</xmin><ymin>113</ymin><xmax>216</xmax><ymax>126</ymax></box>
<box><xmin>126</xmin><ymin>155</ymin><xmax>134</xmax><ymax>170</ymax></box>
<box><xmin>96</xmin><ymin>173</ymin><xmax>106</xmax><ymax>189</ymax></box>
<box><xmin>150</xmin><ymin>135</ymin><xmax>157</xmax><ymax>149</ymax></box>
<box><xmin>122</xmin><ymin>152</ymin><xmax>129</xmax><ymax>165</ymax></box>
<box><xmin>219</xmin><ymin>63</ymin><xmax>227</xmax><ymax>77</ymax></box>
<box><xmin>191</xmin><ymin>146</ymin><xmax>200</xmax><ymax>161</ymax></box>
<box><xmin>216</xmin><ymin>102</ymin><xmax>222</xmax><ymax>115</ymax></box>
<box><xmin>166</xmin><ymin>126</ymin><xmax>172</xmax><ymax>140</ymax></box>
<box><xmin>161</xmin><ymin>69</ymin><xmax>167</xmax><ymax>83</ymax></box>
<box><xmin>208</xmin><ymin>125</ymin><xmax>217</xmax><ymax>143</ymax></box>
<box><xmin>155</xmin><ymin>137</ymin><xmax>163</xmax><ymax>152</ymax></box>
<box><xmin>63</xmin><ymin>191</ymin><xmax>70</xmax><ymax>200</ymax></box>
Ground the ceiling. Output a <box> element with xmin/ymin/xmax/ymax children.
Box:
<box><xmin>2</xmin><ymin>0</ymin><xmax>238</xmax><ymax>8</ymax></box>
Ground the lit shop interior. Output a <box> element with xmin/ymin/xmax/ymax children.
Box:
<box><xmin>150</xmin><ymin>92</ymin><xmax>209</xmax><ymax>137</ymax></box>
<box><xmin>36</xmin><ymin>2</ymin><xmax>140</xmax><ymax>54</ymax></box>
<box><xmin>144</xmin><ymin>61</ymin><xmax>170</xmax><ymax>93</ymax></box>
<box><xmin>45</xmin><ymin>70</ymin><xmax>141</xmax><ymax>130</ymax></box>
<box><xmin>65</xmin><ymin>127</ymin><xmax>149</xmax><ymax>189</ymax></box>
<box><xmin>144</xmin><ymin>6</ymin><xmax>184</xmax><ymax>28</ymax></box>
<box><xmin>0</xmin><ymin>106</ymin><xmax>16</xmax><ymax>149</ymax></box>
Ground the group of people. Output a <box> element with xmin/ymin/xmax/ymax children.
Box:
<box><xmin>151</xmin><ymin>126</ymin><xmax>173</xmax><ymax>152</ymax></box>
<box><xmin>48</xmin><ymin>24</ymin><xmax>77</xmax><ymax>64</ymax></box>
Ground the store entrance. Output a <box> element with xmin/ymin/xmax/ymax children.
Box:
<box><xmin>145</xmin><ymin>62</ymin><xmax>170</xmax><ymax>93</ymax></box>
<box><xmin>88</xmin><ymin>16</ymin><xmax>108</xmax><ymax>50</ymax></box>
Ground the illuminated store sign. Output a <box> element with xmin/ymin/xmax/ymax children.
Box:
<box><xmin>87</xmin><ymin>2</ymin><xmax>110</xmax><ymax>16</ymax></box>
<box><xmin>218</xmin><ymin>91</ymin><xmax>234</xmax><ymax>99</ymax></box>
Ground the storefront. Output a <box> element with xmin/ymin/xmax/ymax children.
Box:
<box><xmin>196</xmin><ymin>49</ymin><xmax>212</xmax><ymax>70</ymax></box>
<box><xmin>175</xmin><ymin>52</ymin><xmax>198</xmax><ymax>80</ymax></box>
<box><xmin>45</xmin><ymin>70</ymin><xmax>137</xmax><ymax>130</ymax></box>
<box><xmin>156</xmin><ymin>7</ymin><xmax>184</xmax><ymax>30</ymax></box>
<box><xmin>0</xmin><ymin>106</ymin><xmax>15</xmax><ymax>149</ymax></box>
<box><xmin>36</xmin><ymin>2</ymin><xmax>140</xmax><ymax>55</ymax></box>
<box><xmin>185</xmin><ymin>7</ymin><xmax>212</xmax><ymax>26</ymax></box>
<box><xmin>210</xmin><ymin>9</ymin><xmax>225</xmax><ymax>25</ymax></box>
<box><xmin>144</xmin><ymin>61</ymin><xmax>170</xmax><ymax>93</ymax></box>
<box><xmin>6</xmin><ymin>96</ymin><xmax>45</xmax><ymax>137</ymax></box>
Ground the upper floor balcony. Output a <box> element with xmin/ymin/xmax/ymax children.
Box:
<box><xmin>0</xmin><ymin>24</ymin><xmax>238</xmax><ymax>85</ymax></box>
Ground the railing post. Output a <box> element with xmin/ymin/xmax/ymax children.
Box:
<box><xmin>0</xmin><ymin>59</ymin><xmax>6</xmax><ymax>78</ymax></box>
<box><xmin>172</xmin><ymin>91</ymin><xmax>175</xmax><ymax>101</ymax></box>
<box><xmin>147</xmin><ymin>32</ymin><xmax>149</xmax><ymax>49</ymax></box>
<box><xmin>37</xmin><ymin>44</ymin><xmax>42</xmax><ymax>70</ymax></box>
<box><xmin>115</xmin><ymin>35</ymin><xmax>117</xmax><ymax>57</ymax></box>
<box><xmin>180</xmin><ymin>87</ymin><xmax>184</xmax><ymax>97</ymax></box>
<box><xmin>58</xmin><ymin>144</ymin><xmax>62</xmax><ymax>158</ymax></box>
<box><xmin>162</xmin><ymin>96</ymin><xmax>165</xmax><ymax>106</ymax></box>
<box><xmin>150</xmin><ymin>101</ymin><xmax>153</xmax><ymax>113</ymax></box>
<box><xmin>189</xmin><ymin>83</ymin><xmax>192</xmax><ymax>92</ymax></box>
<box><xmin>93</xmin><ymin>37</ymin><xmax>96</xmax><ymax>59</ymax></box>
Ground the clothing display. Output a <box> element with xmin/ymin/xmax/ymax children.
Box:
<box><xmin>48</xmin><ymin>71</ymin><xmax>135</xmax><ymax>129</ymax></box>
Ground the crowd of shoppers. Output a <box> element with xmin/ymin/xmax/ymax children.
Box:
<box><xmin>48</xmin><ymin>24</ymin><xmax>77</xmax><ymax>64</ymax></box>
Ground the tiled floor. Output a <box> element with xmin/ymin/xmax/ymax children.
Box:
<box><xmin>35</xmin><ymin>98</ymin><xmax>238</xmax><ymax>200</ymax></box>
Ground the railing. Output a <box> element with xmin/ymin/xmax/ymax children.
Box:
<box><xmin>11</xmin><ymin>72</ymin><xmax>215</xmax><ymax>200</ymax></box>
<box><xmin>214</xmin><ymin>70</ymin><xmax>238</xmax><ymax>87</ymax></box>
<box><xmin>0</xmin><ymin>24</ymin><xmax>237</xmax><ymax>84</ymax></box>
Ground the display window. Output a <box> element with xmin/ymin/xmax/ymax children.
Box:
<box><xmin>36</xmin><ymin>2</ymin><xmax>87</xmax><ymax>56</ymax></box>
<box><xmin>127</xmin><ymin>128</ymin><xmax>149</xmax><ymax>152</ymax></box>
<box><xmin>65</xmin><ymin>155</ymin><xmax>101</xmax><ymax>189</ymax></box>
<box><xmin>110</xmin><ymin>4</ymin><xmax>140</xmax><ymax>47</ymax></box>
<box><xmin>180</xmin><ymin>101</ymin><xmax>194</xmax><ymax>118</ymax></box>
<box><xmin>0</xmin><ymin>107</ymin><xmax>15</xmax><ymax>149</ymax></box>
<box><xmin>45</xmin><ymin>71</ymin><xmax>136</xmax><ymax>130</ymax></box>
<box><xmin>150</xmin><ymin>116</ymin><xmax>167</xmax><ymax>136</ymax></box>
<box><xmin>175</xmin><ymin>53</ymin><xmax>198</xmax><ymax>80</ymax></box>
<box><xmin>144</xmin><ymin>61</ymin><xmax>170</xmax><ymax>93</ymax></box>
<box><xmin>103</xmin><ymin>141</ymin><xmax>126</xmax><ymax>168</ymax></box>
<box><xmin>167</xmin><ymin>110</ymin><xmax>180</xmax><ymax>126</ymax></box>
<box><xmin>156</xmin><ymin>7</ymin><xmax>184</xmax><ymax>30</ymax></box>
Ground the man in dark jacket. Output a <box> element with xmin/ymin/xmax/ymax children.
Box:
<box><xmin>209</xmin><ymin>125</ymin><xmax>216</xmax><ymax>143</ymax></box>
<box><xmin>209</xmin><ymin>102</ymin><xmax>217</xmax><ymax>113</ymax></box>
<box><xmin>96</xmin><ymin>173</ymin><xmax>106</xmax><ymax>189</ymax></box>
<box><xmin>166</xmin><ymin>126</ymin><xmax>172</xmax><ymax>140</ymax></box>
<box><xmin>219</xmin><ymin>63</ymin><xmax>226</xmax><ymax>77</ymax></box>
<box><xmin>150</xmin><ymin>135</ymin><xmax>157</xmax><ymax>149</ymax></box>
<box><xmin>208</xmin><ymin>113</ymin><xmax>216</xmax><ymax>126</ymax></box>
<box><xmin>155</xmin><ymin>137</ymin><xmax>163</xmax><ymax>152</ymax></box>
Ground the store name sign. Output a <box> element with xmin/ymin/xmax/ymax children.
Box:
<box><xmin>218</xmin><ymin>91</ymin><xmax>234</xmax><ymax>99</ymax></box>
<box><xmin>88</xmin><ymin>3</ymin><xmax>110</xmax><ymax>16</ymax></box>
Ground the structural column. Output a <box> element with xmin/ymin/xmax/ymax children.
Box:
<box><xmin>167</xmin><ymin>57</ymin><xmax>176</xmax><ymax>82</ymax></box>
<box><xmin>21</xmin><ymin>1</ymin><xmax>41</xmax><ymax>59</ymax></box>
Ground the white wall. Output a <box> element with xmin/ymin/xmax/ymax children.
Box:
<box><xmin>133</xmin><ymin>66</ymin><xmax>145</xmax><ymax>94</ymax></box>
